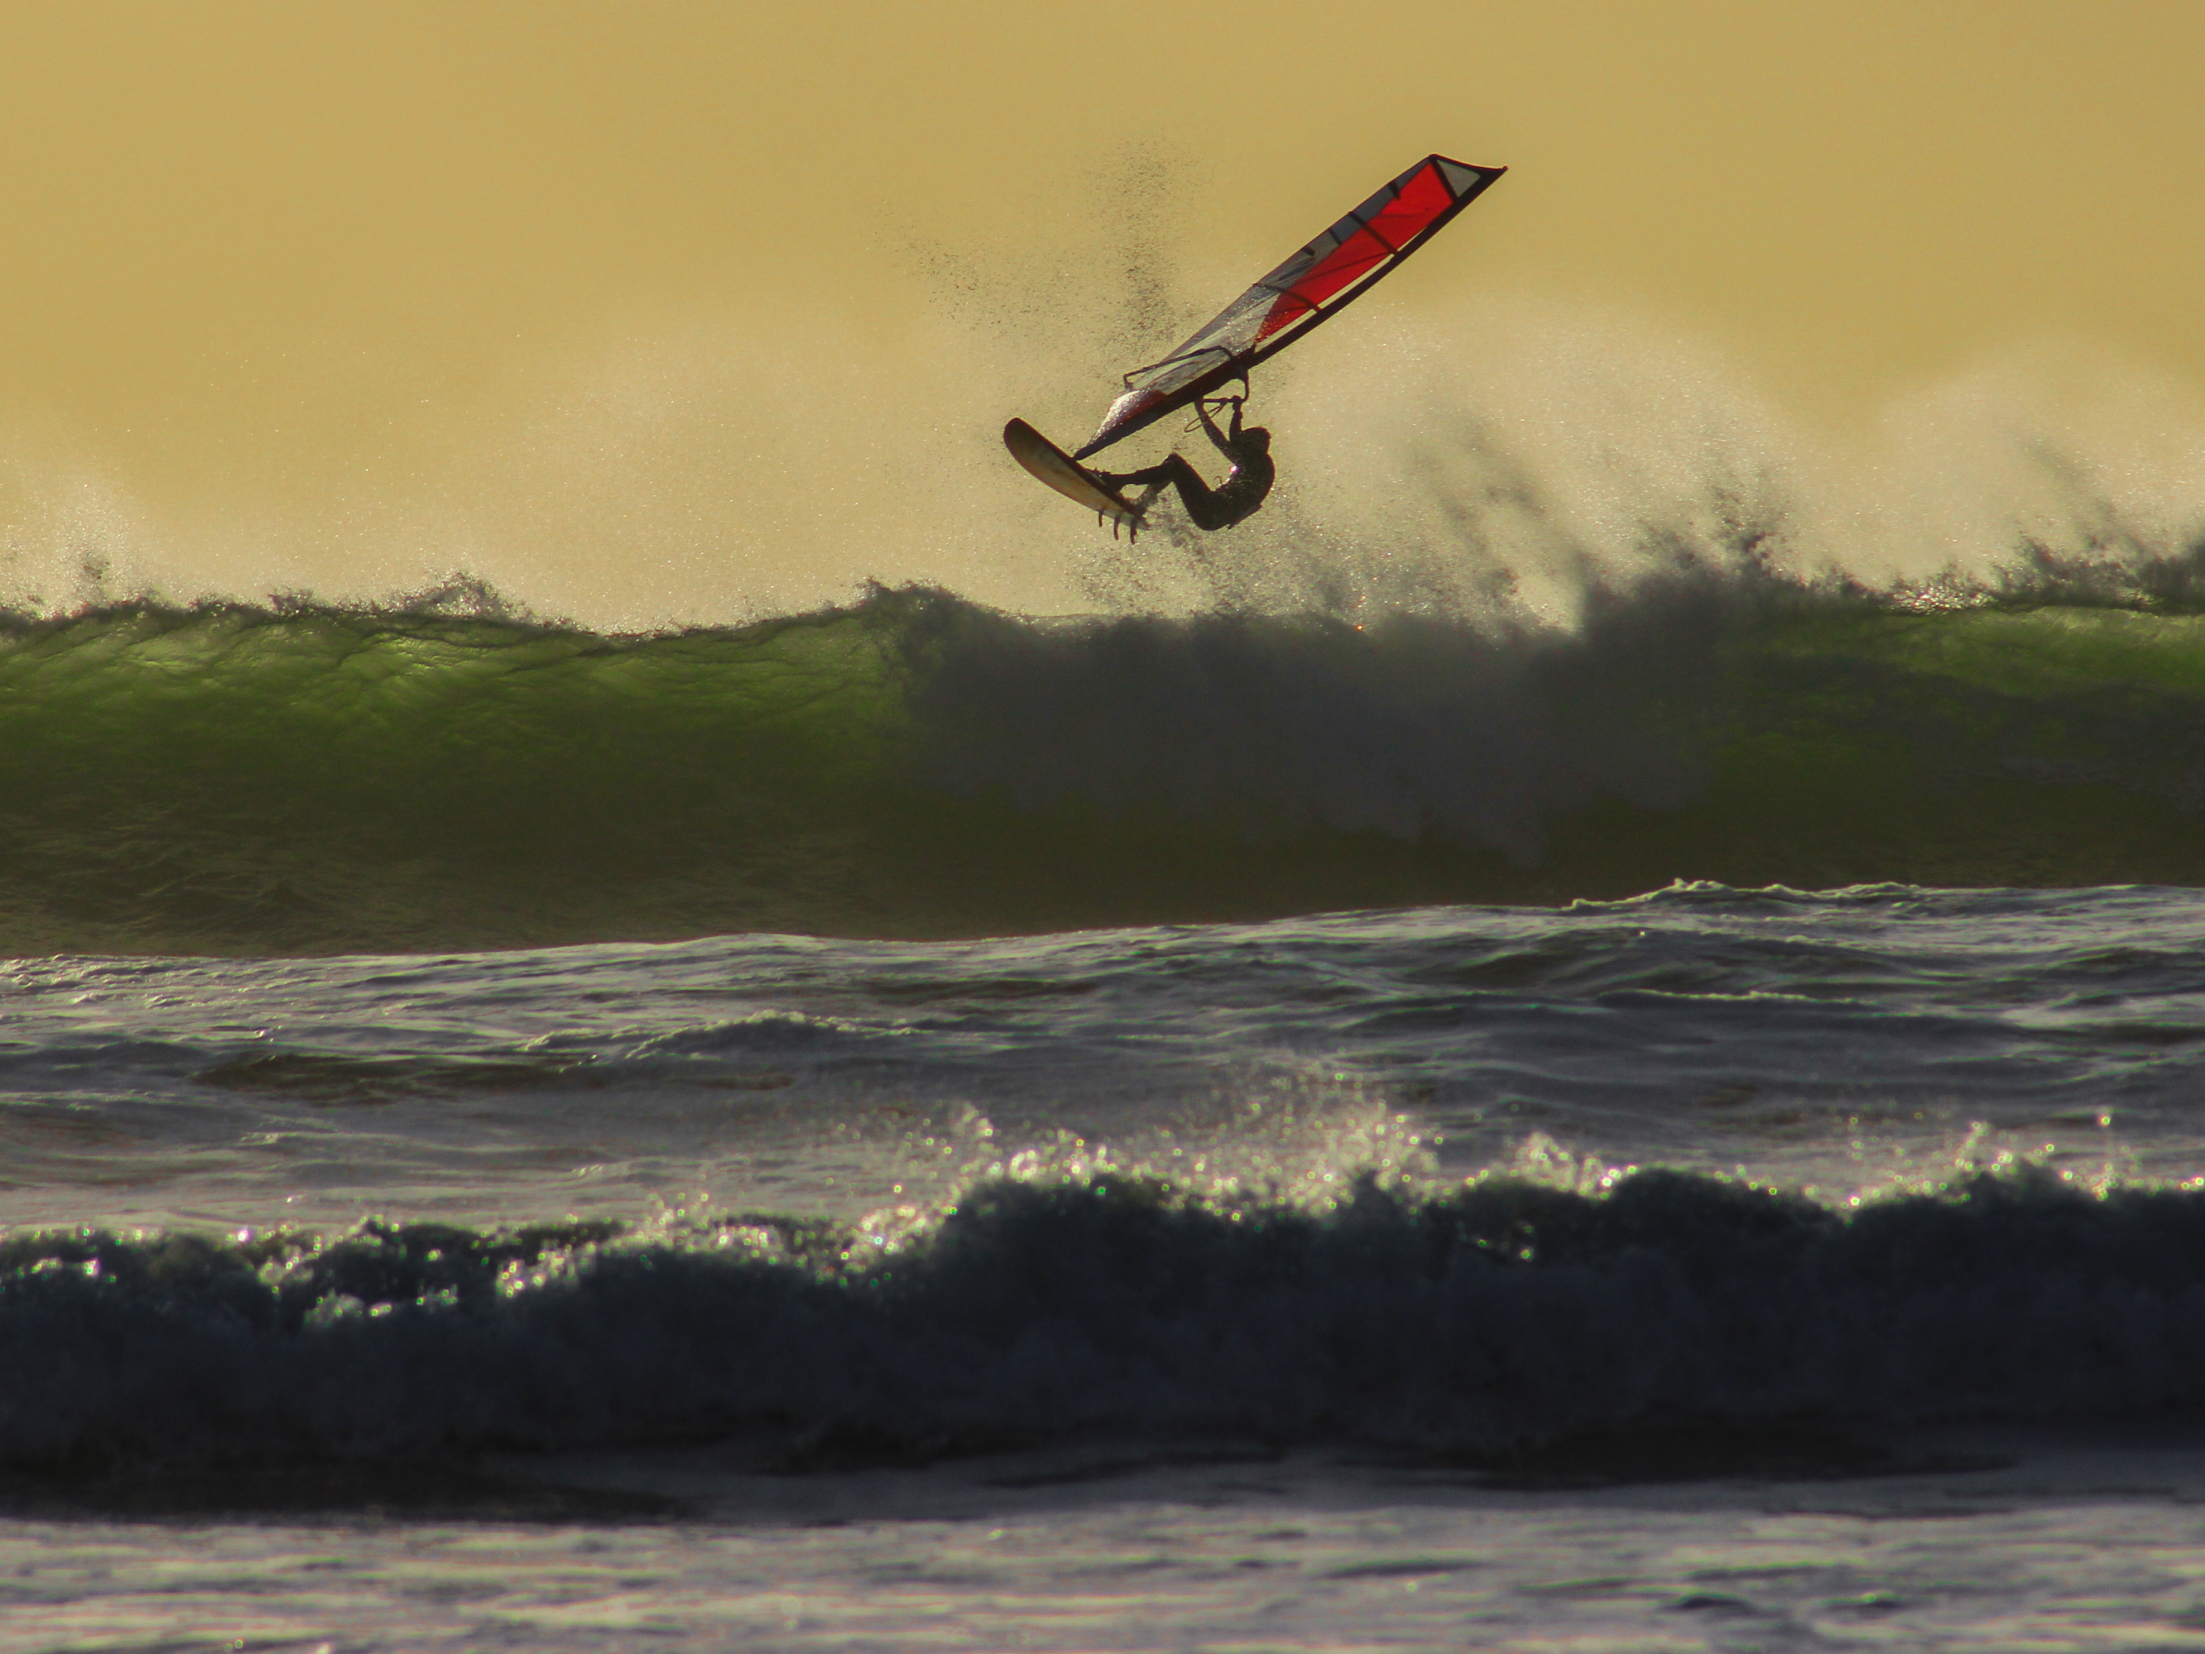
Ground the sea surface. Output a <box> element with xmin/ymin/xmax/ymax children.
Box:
<box><xmin>14</xmin><ymin>562</ymin><xmax>2205</xmax><ymax>1649</ymax></box>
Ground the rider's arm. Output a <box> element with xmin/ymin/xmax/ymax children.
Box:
<box><xmin>1196</xmin><ymin>401</ymin><xmax>1236</xmax><ymax>458</ymax></box>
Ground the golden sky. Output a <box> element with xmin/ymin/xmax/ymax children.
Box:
<box><xmin>0</xmin><ymin>0</ymin><xmax>2200</xmax><ymax>622</ymax></box>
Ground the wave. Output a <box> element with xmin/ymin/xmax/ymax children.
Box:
<box><xmin>7</xmin><ymin>1161</ymin><xmax>2205</xmax><ymax>1475</ymax></box>
<box><xmin>10</xmin><ymin>548</ymin><xmax>2205</xmax><ymax>954</ymax></box>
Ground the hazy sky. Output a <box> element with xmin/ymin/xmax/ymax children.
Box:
<box><xmin>1</xmin><ymin>1</ymin><xmax>2200</xmax><ymax>622</ymax></box>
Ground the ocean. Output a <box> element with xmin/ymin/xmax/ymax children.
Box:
<box><xmin>14</xmin><ymin>549</ymin><xmax>2205</xmax><ymax>1649</ymax></box>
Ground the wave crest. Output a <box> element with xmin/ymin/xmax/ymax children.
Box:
<box><xmin>10</xmin><ymin>562</ymin><xmax>2205</xmax><ymax>955</ymax></box>
<box><xmin>8</xmin><ymin>1161</ymin><xmax>2205</xmax><ymax>1472</ymax></box>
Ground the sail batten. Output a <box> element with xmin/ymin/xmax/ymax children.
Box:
<box><xmin>1072</xmin><ymin>154</ymin><xmax>1505</xmax><ymax>461</ymax></box>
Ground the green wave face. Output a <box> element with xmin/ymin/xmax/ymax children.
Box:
<box><xmin>0</xmin><ymin>597</ymin><xmax>917</xmax><ymax>953</ymax></box>
<box><xmin>9</xmin><ymin>577</ymin><xmax>2205</xmax><ymax>956</ymax></box>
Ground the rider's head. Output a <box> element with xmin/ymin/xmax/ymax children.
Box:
<box><xmin>1239</xmin><ymin>426</ymin><xmax>1271</xmax><ymax>454</ymax></box>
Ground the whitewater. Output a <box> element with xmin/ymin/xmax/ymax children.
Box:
<box><xmin>14</xmin><ymin>311</ymin><xmax>2205</xmax><ymax>1648</ymax></box>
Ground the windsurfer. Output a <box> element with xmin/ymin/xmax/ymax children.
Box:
<box><xmin>1091</xmin><ymin>397</ymin><xmax>1273</xmax><ymax>531</ymax></box>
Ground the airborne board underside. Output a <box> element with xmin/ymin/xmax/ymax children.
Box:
<box><xmin>1003</xmin><ymin>419</ymin><xmax>1145</xmax><ymax>535</ymax></box>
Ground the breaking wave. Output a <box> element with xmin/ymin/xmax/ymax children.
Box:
<box><xmin>8</xmin><ymin>1161</ymin><xmax>2205</xmax><ymax>1474</ymax></box>
<box><xmin>11</xmin><ymin>540</ymin><xmax>2205</xmax><ymax>955</ymax></box>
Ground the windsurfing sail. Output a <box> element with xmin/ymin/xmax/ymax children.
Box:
<box><xmin>1073</xmin><ymin>154</ymin><xmax>1505</xmax><ymax>460</ymax></box>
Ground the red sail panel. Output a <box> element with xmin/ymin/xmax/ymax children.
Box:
<box><xmin>1254</xmin><ymin>161</ymin><xmax>1465</xmax><ymax>342</ymax></box>
<box><xmin>1253</xmin><ymin>226</ymin><xmax>1392</xmax><ymax>341</ymax></box>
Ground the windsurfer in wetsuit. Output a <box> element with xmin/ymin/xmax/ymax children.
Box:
<box><xmin>1090</xmin><ymin>396</ymin><xmax>1274</xmax><ymax>531</ymax></box>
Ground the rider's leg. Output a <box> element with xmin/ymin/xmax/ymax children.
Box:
<box><xmin>1094</xmin><ymin>454</ymin><xmax>1231</xmax><ymax>530</ymax></box>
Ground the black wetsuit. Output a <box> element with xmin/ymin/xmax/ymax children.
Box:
<box><xmin>1100</xmin><ymin>407</ymin><xmax>1275</xmax><ymax>531</ymax></box>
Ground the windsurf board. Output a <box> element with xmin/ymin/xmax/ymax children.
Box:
<box><xmin>1003</xmin><ymin>418</ymin><xmax>1145</xmax><ymax>538</ymax></box>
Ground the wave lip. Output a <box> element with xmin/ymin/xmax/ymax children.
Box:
<box><xmin>6</xmin><ymin>1162</ymin><xmax>2205</xmax><ymax>1474</ymax></box>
